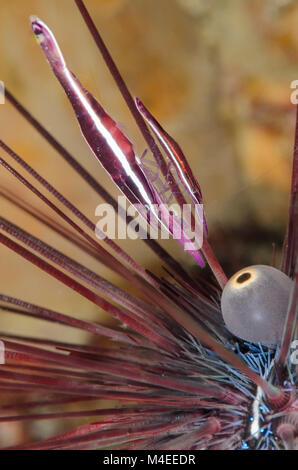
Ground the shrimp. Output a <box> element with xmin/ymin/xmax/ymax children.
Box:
<box><xmin>30</xmin><ymin>17</ymin><xmax>157</xmax><ymax>211</ymax></box>
<box><xmin>30</xmin><ymin>16</ymin><xmax>205</xmax><ymax>266</ymax></box>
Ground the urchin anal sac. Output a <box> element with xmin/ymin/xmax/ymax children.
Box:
<box><xmin>221</xmin><ymin>265</ymin><xmax>293</xmax><ymax>345</ymax></box>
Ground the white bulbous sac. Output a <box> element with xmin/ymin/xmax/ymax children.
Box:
<box><xmin>221</xmin><ymin>265</ymin><xmax>293</xmax><ymax>345</ymax></box>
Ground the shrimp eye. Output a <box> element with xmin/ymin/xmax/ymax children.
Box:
<box><xmin>221</xmin><ymin>265</ymin><xmax>293</xmax><ymax>345</ymax></box>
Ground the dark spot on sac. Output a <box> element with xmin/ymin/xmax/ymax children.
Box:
<box><xmin>236</xmin><ymin>272</ymin><xmax>251</xmax><ymax>284</ymax></box>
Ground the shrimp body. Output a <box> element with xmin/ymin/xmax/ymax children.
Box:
<box><xmin>31</xmin><ymin>16</ymin><xmax>205</xmax><ymax>266</ymax></box>
<box><xmin>135</xmin><ymin>98</ymin><xmax>203</xmax><ymax>206</ymax></box>
<box><xmin>31</xmin><ymin>17</ymin><xmax>156</xmax><ymax>209</ymax></box>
